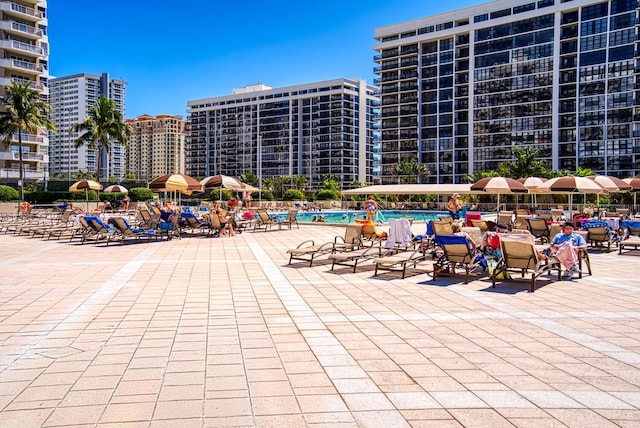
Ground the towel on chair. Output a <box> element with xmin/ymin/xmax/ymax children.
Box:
<box><xmin>385</xmin><ymin>218</ymin><xmax>413</xmax><ymax>249</ymax></box>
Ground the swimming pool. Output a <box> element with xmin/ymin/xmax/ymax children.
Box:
<box><xmin>273</xmin><ymin>210</ymin><xmax>451</xmax><ymax>224</ymax></box>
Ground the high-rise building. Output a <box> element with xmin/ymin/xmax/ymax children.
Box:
<box><xmin>125</xmin><ymin>114</ymin><xmax>186</xmax><ymax>181</ymax></box>
<box><xmin>0</xmin><ymin>0</ymin><xmax>49</xmax><ymax>185</ymax></box>
<box><xmin>374</xmin><ymin>0</ymin><xmax>639</xmax><ymax>183</ymax></box>
<box><xmin>49</xmin><ymin>72</ymin><xmax>127</xmax><ymax>181</ymax></box>
<box><xmin>187</xmin><ymin>78</ymin><xmax>380</xmax><ymax>190</ymax></box>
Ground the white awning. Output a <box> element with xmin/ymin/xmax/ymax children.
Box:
<box><xmin>341</xmin><ymin>183</ymin><xmax>476</xmax><ymax>196</ymax></box>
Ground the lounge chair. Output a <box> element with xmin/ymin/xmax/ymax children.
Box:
<box><xmin>180</xmin><ymin>212</ymin><xmax>212</xmax><ymax>236</ymax></box>
<box><xmin>254</xmin><ymin>208</ymin><xmax>276</xmax><ymax>232</ymax></box>
<box><xmin>551</xmin><ymin>209</ymin><xmax>564</xmax><ymax>222</ymax></box>
<box><xmin>329</xmin><ymin>244</ymin><xmax>383</xmax><ymax>273</ymax></box>
<box><xmin>431</xmin><ymin>220</ymin><xmax>454</xmax><ymax>236</ymax></box>
<box><xmin>469</xmin><ymin>218</ymin><xmax>489</xmax><ymax>233</ymax></box>
<box><xmin>497</xmin><ymin>212</ymin><xmax>514</xmax><ymax>230</ymax></box>
<box><xmin>526</xmin><ymin>218</ymin><xmax>550</xmax><ymax>244</ymax></box>
<box><xmin>79</xmin><ymin>216</ymin><xmax>114</xmax><ymax>244</ymax></box>
<box><xmin>619</xmin><ymin>236</ymin><xmax>640</xmax><ymax>254</ymax></box>
<box><xmin>432</xmin><ymin>235</ymin><xmax>482</xmax><ymax>284</ymax></box>
<box><xmin>106</xmin><ymin>217</ymin><xmax>157</xmax><ymax>245</ymax></box>
<box><xmin>373</xmin><ymin>247</ymin><xmax>428</xmax><ymax>278</ymax></box>
<box><xmin>280</xmin><ymin>209</ymin><xmax>299</xmax><ymax>230</ymax></box>
<box><xmin>583</xmin><ymin>223</ymin><xmax>612</xmax><ymax>251</ymax></box>
<box><xmin>286</xmin><ymin>223</ymin><xmax>364</xmax><ymax>266</ymax></box>
<box><xmin>491</xmin><ymin>234</ymin><xmax>561</xmax><ymax>292</ymax></box>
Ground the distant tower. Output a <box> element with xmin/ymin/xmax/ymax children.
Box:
<box><xmin>187</xmin><ymin>78</ymin><xmax>380</xmax><ymax>190</ymax></box>
<box><xmin>0</xmin><ymin>0</ymin><xmax>50</xmax><ymax>185</ymax></box>
<box><xmin>49</xmin><ymin>73</ymin><xmax>127</xmax><ymax>181</ymax></box>
<box><xmin>126</xmin><ymin>114</ymin><xmax>186</xmax><ymax>181</ymax></box>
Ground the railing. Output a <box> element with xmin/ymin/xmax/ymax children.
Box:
<box><xmin>11</xmin><ymin>133</ymin><xmax>44</xmax><ymax>143</ymax></box>
<box><xmin>9</xmin><ymin>2</ymin><xmax>42</xmax><ymax>18</ymax></box>
<box><xmin>10</xmin><ymin>21</ymin><xmax>42</xmax><ymax>36</ymax></box>
<box><xmin>11</xmin><ymin>58</ymin><xmax>42</xmax><ymax>72</ymax></box>
<box><xmin>10</xmin><ymin>39</ymin><xmax>43</xmax><ymax>55</ymax></box>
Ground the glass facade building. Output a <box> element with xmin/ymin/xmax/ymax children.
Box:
<box><xmin>187</xmin><ymin>79</ymin><xmax>380</xmax><ymax>190</ymax></box>
<box><xmin>374</xmin><ymin>0</ymin><xmax>640</xmax><ymax>183</ymax></box>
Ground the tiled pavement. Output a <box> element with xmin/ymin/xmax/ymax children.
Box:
<box><xmin>0</xmin><ymin>224</ymin><xmax>639</xmax><ymax>427</ymax></box>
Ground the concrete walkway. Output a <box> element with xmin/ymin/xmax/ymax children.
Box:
<box><xmin>0</xmin><ymin>225</ymin><xmax>639</xmax><ymax>427</ymax></box>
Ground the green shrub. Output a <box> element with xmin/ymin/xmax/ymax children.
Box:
<box><xmin>0</xmin><ymin>185</ymin><xmax>18</xmax><ymax>201</ymax></box>
<box><xmin>283</xmin><ymin>189</ymin><xmax>305</xmax><ymax>201</ymax></box>
<box><xmin>314</xmin><ymin>188</ymin><xmax>340</xmax><ymax>200</ymax></box>
<box><xmin>128</xmin><ymin>187</ymin><xmax>155</xmax><ymax>202</ymax></box>
<box><xmin>257</xmin><ymin>190</ymin><xmax>273</xmax><ymax>201</ymax></box>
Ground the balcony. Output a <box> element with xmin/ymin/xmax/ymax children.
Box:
<box><xmin>0</xmin><ymin>2</ymin><xmax>42</xmax><ymax>20</ymax></box>
<box><xmin>0</xmin><ymin>20</ymin><xmax>43</xmax><ymax>39</ymax></box>
<box><xmin>0</xmin><ymin>58</ymin><xmax>43</xmax><ymax>75</ymax></box>
<box><xmin>0</xmin><ymin>39</ymin><xmax>44</xmax><ymax>57</ymax></box>
<box><xmin>0</xmin><ymin>167</ymin><xmax>47</xmax><ymax>181</ymax></box>
<box><xmin>10</xmin><ymin>132</ymin><xmax>45</xmax><ymax>144</ymax></box>
<box><xmin>0</xmin><ymin>77</ymin><xmax>45</xmax><ymax>92</ymax></box>
<box><xmin>0</xmin><ymin>151</ymin><xmax>46</xmax><ymax>162</ymax></box>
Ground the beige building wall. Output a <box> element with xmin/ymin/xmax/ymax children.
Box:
<box><xmin>126</xmin><ymin>114</ymin><xmax>186</xmax><ymax>181</ymax></box>
<box><xmin>0</xmin><ymin>0</ymin><xmax>49</xmax><ymax>185</ymax></box>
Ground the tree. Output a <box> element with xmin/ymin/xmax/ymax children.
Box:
<box><xmin>72</xmin><ymin>95</ymin><xmax>131</xmax><ymax>182</ymax></box>
<box><xmin>465</xmin><ymin>170</ymin><xmax>498</xmax><ymax>183</ymax></box>
<box><xmin>0</xmin><ymin>81</ymin><xmax>56</xmax><ymax>202</ymax></box>
<box><xmin>239</xmin><ymin>172</ymin><xmax>259</xmax><ymax>187</ymax></box>
<box><xmin>497</xmin><ymin>146</ymin><xmax>550</xmax><ymax>178</ymax></box>
<box><xmin>390</xmin><ymin>157</ymin><xmax>430</xmax><ymax>184</ymax></box>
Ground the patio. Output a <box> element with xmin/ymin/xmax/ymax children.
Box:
<box><xmin>0</xmin><ymin>224</ymin><xmax>638</xmax><ymax>427</ymax></box>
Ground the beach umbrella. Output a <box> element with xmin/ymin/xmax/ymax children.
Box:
<box><xmin>537</xmin><ymin>176</ymin><xmax>606</xmax><ymax>213</ymax></box>
<box><xmin>623</xmin><ymin>178</ymin><xmax>640</xmax><ymax>212</ymax></box>
<box><xmin>470</xmin><ymin>177</ymin><xmax>528</xmax><ymax>212</ymax></box>
<box><xmin>148</xmin><ymin>174</ymin><xmax>204</xmax><ymax>207</ymax></box>
<box><xmin>588</xmin><ymin>175</ymin><xmax>632</xmax><ymax>193</ymax></box>
<box><xmin>200</xmin><ymin>175</ymin><xmax>260</xmax><ymax>200</ymax></box>
<box><xmin>103</xmin><ymin>184</ymin><xmax>128</xmax><ymax>193</ymax></box>
<box><xmin>588</xmin><ymin>176</ymin><xmax>632</xmax><ymax>210</ymax></box>
<box><xmin>69</xmin><ymin>179</ymin><xmax>103</xmax><ymax>211</ymax></box>
<box><xmin>517</xmin><ymin>177</ymin><xmax>548</xmax><ymax>208</ymax></box>
<box><xmin>148</xmin><ymin>174</ymin><xmax>203</xmax><ymax>193</ymax></box>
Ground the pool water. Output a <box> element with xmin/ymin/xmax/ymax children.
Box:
<box><xmin>273</xmin><ymin>210</ymin><xmax>451</xmax><ymax>224</ymax></box>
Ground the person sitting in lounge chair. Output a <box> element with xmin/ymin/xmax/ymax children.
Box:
<box><xmin>551</xmin><ymin>222</ymin><xmax>587</xmax><ymax>278</ymax></box>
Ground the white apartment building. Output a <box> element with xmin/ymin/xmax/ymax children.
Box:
<box><xmin>0</xmin><ymin>0</ymin><xmax>49</xmax><ymax>184</ymax></box>
<box><xmin>187</xmin><ymin>79</ymin><xmax>380</xmax><ymax>190</ymax></box>
<box><xmin>125</xmin><ymin>114</ymin><xmax>186</xmax><ymax>182</ymax></box>
<box><xmin>375</xmin><ymin>0</ymin><xmax>639</xmax><ymax>183</ymax></box>
<box><xmin>49</xmin><ymin>72</ymin><xmax>127</xmax><ymax>181</ymax></box>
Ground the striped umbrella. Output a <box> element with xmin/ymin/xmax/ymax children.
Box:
<box><xmin>623</xmin><ymin>178</ymin><xmax>640</xmax><ymax>212</ymax></box>
<box><xmin>200</xmin><ymin>175</ymin><xmax>260</xmax><ymax>200</ymax></box>
<box><xmin>471</xmin><ymin>177</ymin><xmax>528</xmax><ymax>212</ymax></box>
<box><xmin>103</xmin><ymin>184</ymin><xmax>128</xmax><ymax>193</ymax></box>
<box><xmin>69</xmin><ymin>179</ymin><xmax>103</xmax><ymax>211</ymax></box>
<box><xmin>588</xmin><ymin>175</ymin><xmax>632</xmax><ymax>192</ymax></box>
<box><xmin>518</xmin><ymin>177</ymin><xmax>548</xmax><ymax>208</ymax></box>
<box><xmin>537</xmin><ymin>176</ymin><xmax>606</xmax><ymax>212</ymax></box>
<box><xmin>148</xmin><ymin>174</ymin><xmax>204</xmax><ymax>193</ymax></box>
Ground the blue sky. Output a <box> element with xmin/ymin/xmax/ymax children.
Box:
<box><xmin>48</xmin><ymin>0</ymin><xmax>483</xmax><ymax>119</ymax></box>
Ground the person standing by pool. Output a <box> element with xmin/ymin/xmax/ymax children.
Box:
<box><xmin>447</xmin><ymin>193</ymin><xmax>463</xmax><ymax>219</ymax></box>
<box><xmin>366</xmin><ymin>197</ymin><xmax>378</xmax><ymax>222</ymax></box>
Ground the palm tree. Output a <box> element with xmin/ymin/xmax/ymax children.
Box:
<box><xmin>390</xmin><ymin>157</ymin><xmax>430</xmax><ymax>184</ymax></box>
<box><xmin>497</xmin><ymin>146</ymin><xmax>550</xmax><ymax>178</ymax></box>
<box><xmin>72</xmin><ymin>95</ymin><xmax>130</xmax><ymax>182</ymax></box>
<box><xmin>0</xmin><ymin>81</ymin><xmax>56</xmax><ymax>202</ymax></box>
